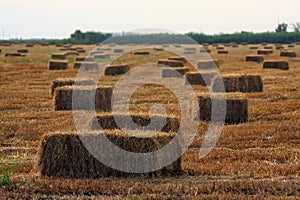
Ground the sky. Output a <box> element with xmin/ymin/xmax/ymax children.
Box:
<box><xmin>0</xmin><ymin>0</ymin><xmax>299</xmax><ymax>39</ymax></box>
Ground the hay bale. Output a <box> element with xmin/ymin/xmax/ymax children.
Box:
<box><xmin>218</xmin><ymin>50</ymin><xmax>228</xmax><ymax>54</ymax></box>
<box><xmin>241</xmin><ymin>42</ymin><xmax>248</xmax><ymax>45</ymax></box>
<box><xmin>167</xmin><ymin>57</ymin><xmax>187</xmax><ymax>63</ymax></box>
<box><xmin>157</xmin><ymin>59</ymin><xmax>184</xmax><ymax>68</ymax></box>
<box><xmin>216</xmin><ymin>46</ymin><xmax>224</xmax><ymax>50</ymax></box>
<box><xmin>133</xmin><ymin>51</ymin><xmax>150</xmax><ymax>55</ymax></box>
<box><xmin>224</xmin><ymin>44</ymin><xmax>231</xmax><ymax>47</ymax></box>
<box><xmin>276</xmin><ymin>46</ymin><xmax>284</xmax><ymax>50</ymax></box>
<box><xmin>75</xmin><ymin>56</ymin><xmax>95</xmax><ymax>62</ymax></box>
<box><xmin>288</xmin><ymin>44</ymin><xmax>295</xmax><ymax>48</ymax></box>
<box><xmin>66</xmin><ymin>51</ymin><xmax>80</xmax><ymax>56</ymax></box>
<box><xmin>200</xmin><ymin>48</ymin><xmax>211</xmax><ymax>53</ymax></box>
<box><xmin>96</xmin><ymin>48</ymin><xmax>111</xmax><ymax>51</ymax></box>
<box><xmin>50</xmin><ymin>78</ymin><xmax>95</xmax><ymax>96</ymax></box>
<box><xmin>51</xmin><ymin>53</ymin><xmax>67</xmax><ymax>59</ymax></box>
<box><xmin>73</xmin><ymin>62</ymin><xmax>99</xmax><ymax>70</ymax></box>
<box><xmin>183</xmin><ymin>51</ymin><xmax>195</xmax><ymax>54</ymax></box>
<box><xmin>93</xmin><ymin>54</ymin><xmax>110</xmax><ymax>59</ymax></box>
<box><xmin>41</xmin><ymin>43</ymin><xmax>49</xmax><ymax>46</ymax></box>
<box><xmin>263</xmin><ymin>61</ymin><xmax>289</xmax><ymax>70</ymax></box>
<box><xmin>91</xmin><ymin>113</ymin><xmax>180</xmax><ymax>133</ymax></box>
<box><xmin>245</xmin><ymin>55</ymin><xmax>264</xmax><ymax>63</ymax></box>
<box><xmin>38</xmin><ymin>131</ymin><xmax>182</xmax><ymax>178</ymax></box>
<box><xmin>59</xmin><ymin>48</ymin><xmax>69</xmax><ymax>51</ymax></box>
<box><xmin>185</xmin><ymin>72</ymin><xmax>216</xmax><ymax>86</ymax></box>
<box><xmin>198</xmin><ymin>95</ymin><xmax>248</xmax><ymax>124</ymax></box>
<box><xmin>263</xmin><ymin>46</ymin><xmax>273</xmax><ymax>50</ymax></box>
<box><xmin>77</xmin><ymin>49</ymin><xmax>86</xmax><ymax>53</ymax></box>
<box><xmin>257</xmin><ymin>49</ymin><xmax>273</xmax><ymax>55</ymax></box>
<box><xmin>104</xmin><ymin>64</ymin><xmax>130</xmax><ymax>76</ymax></box>
<box><xmin>260</xmin><ymin>43</ymin><xmax>268</xmax><ymax>46</ymax></box>
<box><xmin>249</xmin><ymin>46</ymin><xmax>259</xmax><ymax>50</ymax></box>
<box><xmin>48</xmin><ymin>60</ymin><xmax>68</xmax><ymax>70</ymax></box>
<box><xmin>54</xmin><ymin>86</ymin><xmax>112</xmax><ymax>111</ymax></box>
<box><xmin>212</xmin><ymin>75</ymin><xmax>263</xmax><ymax>93</ymax></box>
<box><xmin>174</xmin><ymin>44</ymin><xmax>182</xmax><ymax>48</ymax></box>
<box><xmin>56</xmin><ymin>44</ymin><xmax>63</xmax><ymax>47</ymax></box>
<box><xmin>296</xmin><ymin>42</ymin><xmax>300</xmax><ymax>45</ymax></box>
<box><xmin>232</xmin><ymin>44</ymin><xmax>239</xmax><ymax>48</ymax></box>
<box><xmin>5</xmin><ymin>53</ymin><xmax>26</xmax><ymax>57</ymax></box>
<box><xmin>162</xmin><ymin>67</ymin><xmax>189</xmax><ymax>78</ymax></box>
<box><xmin>0</xmin><ymin>49</ymin><xmax>1</xmax><ymax>53</ymax></box>
<box><xmin>91</xmin><ymin>51</ymin><xmax>104</xmax><ymax>55</ymax></box>
<box><xmin>280</xmin><ymin>51</ymin><xmax>296</xmax><ymax>58</ymax></box>
<box><xmin>184</xmin><ymin>47</ymin><xmax>196</xmax><ymax>51</ymax></box>
<box><xmin>197</xmin><ymin>60</ymin><xmax>219</xmax><ymax>70</ymax></box>
<box><xmin>25</xmin><ymin>44</ymin><xmax>34</xmax><ymax>47</ymax></box>
<box><xmin>113</xmin><ymin>49</ymin><xmax>124</xmax><ymax>53</ymax></box>
<box><xmin>17</xmin><ymin>49</ymin><xmax>28</xmax><ymax>53</ymax></box>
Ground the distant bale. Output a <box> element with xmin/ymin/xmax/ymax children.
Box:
<box><xmin>276</xmin><ymin>46</ymin><xmax>284</xmax><ymax>50</ymax></box>
<box><xmin>162</xmin><ymin>67</ymin><xmax>189</xmax><ymax>78</ymax></box>
<box><xmin>0</xmin><ymin>49</ymin><xmax>1</xmax><ymax>53</ymax></box>
<box><xmin>55</xmin><ymin>44</ymin><xmax>63</xmax><ymax>47</ymax></box>
<box><xmin>167</xmin><ymin>57</ymin><xmax>187</xmax><ymax>63</ymax></box>
<box><xmin>77</xmin><ymin>49</ymin><xmax>86</xmax><ymax>53</ymax></box>
<box><xmin>232</xmin><ymin>44</ymin><xmax>239</xmax><ymax>48</ymax></box>
<box><xmin>280</xmin><ymin>51</ymin><xmax>296</xmax><ymax>58</ymax></box>
<box><xmin>157</xmin><ymin>59</ymin><xmax>184</xmax><ymax>68</ymax></box>
<box><xmin>134</xmin><ymin>51</ymin><xmax>150</xmax><ymax>55</ymax></box>
<box><xmin>5</xmin><ymin>53</ymin><xmax>26</xmax><ymax>57</ymax></box>
<box><xmin>224</xmin><ymin>44</ymin><xmax>231</xmax><ymax>47</ymax></box>
<box><xmin>48</xmin><ymin>60</ymin><xmax>68</xmax><ymax>70</ymax></box>
<box><xmin>17</xmin><ymin>49</ymin><xmax>28</xmax><ymax>53</ymax></box>
<box><xmin>241</xmin><ymin>42</ymin><xmax>248</xmax><ymax>45</ymax></box>
<box><xmin>184</xmin><ymin>47</ymin><xmax>196</xmax><ymax>51</ymax></box>
<box><xmin>91</xmin><ymin>51</ymin><xmax>104</xmax><ymax>55</ymax></box>
<box><xmin>113</xmin><ymin>49</ymin><xmax>124</xmax><ymax>53</ymax></box>
<box><xmin>216</xmin><ymin>46</ymin><xmax>224</xmax><ymax>50</ymax></box>
<box><xmin>93</xmin><ymin>54</ymin><xmax>110</xmax><ymax>59</ymax></box>
<box><xmin>212</xmin><ymin>75</ymin><xmax>263</xmax><ymax>93</ymax></box>
<box><xmin>174</xmin><ymin>44</ymin><xmax>182</xmax><ymax>48</ymax></box>
<box><xmin>38</xmin><ymin>131</ymin><xmax>182</xmax><ymax>178</ymax></box>
<box><xmin>162</xmin><ymin>44</ymin><xmax>170</xmax><ymax>47</ymax></box>
<box><xmin>75</xmin><ymin>56</ymin><xmax>95</xmax><ymax>62</ymax></box>
<box><xmin>260</xmin><ymin>43</ymin><xmax>268</xmax><ymax>46</ymax></box>
<box><xmin>249</xmin><ymin>46</ymin><xmax>259</xmax><ymax>50</ymax></box>
<box><xmin>263</xmin><ymin>61</ymin><xmax>289</xmax><ymax>70</ymax></box>
<box><xmin>263</xmin><ymin>46</ymin><xmax>273</xmax><ymax>50</ymax></box>
<box><xmin>54</xmin><ymin>86</ymin><xmax>112</xmax><ymax>111</ymax></box>
<box><xmin>66</xmin><ymin>51</ymin><xmax>80</xmax><ymax>56</ymax></box>
<box><xmin>96</xmin><ymin>48</ymin><xmax>111</xmax><ymax>51</ymax></box>
<box><xmin>59</xmin><ymin>48</ymin><xmax>69</xmax><ymax>51</ymax></box>
<box><xmin>185</xmin><ymin>72</ymin><xmax>216</xmax><ymax>86</ymax></box>
<box><xmin>200</xmin><ymin>48</ymin><xmax>211</xmax><ymax>53</ymax></box>
<box><xmin>296</xmin><ymin>42</ymin><xmax>300</xmax><ymax>45</ymax></box>
<box><xmin>73</xmin><ymin>62</ymin><xmax>99</xmax><ymax>70</ymax></box>
<box><xmin>41</xmin><ymin>43</ymin><xmax>49</xmax><ymax>46</ymax></box>
<box><xmin>104</xmin><ymin>64</ymin><xmax>130</xmax><ymax>76</ymax></box>
<box><xmin>197</xmin><ymin>60</ymin><xmax>219</xmax><ymax>70</ymax></box>
<box><xmin>51</xmin><ymin>53</ymin><xmax>66</xmax><ymax>59</ymax></box>
<box><xmin>154</xmin><ymin>47</ymin><xmax>164</xmax><ymax>51</ymax></box>
<box><xmin>218</xmin><ymin>50</ymin><xmax>228</xmax><ymax>54</ymax></box>
<box><xmin>25</xmin><ymin>44</ymin><xmax>34</xmax><ymax>47</ymax></box>
<box><xmin>288</xmin><ymin>44</ymin><xmax>295</xmax><ymax>48</ymax></box>
<box><xmin>50</xmin><ymin>78</ymin><xmax>95</xmax><ymax>96</ymax></box>
<box><xmin>198</xmin><ymin>95</ymin><xmax>248</xmax><ymax>124</ymax></box>
<box><xmin>257</xmin><ymin>49</ymin><xmax>273</xmax><ymax>55</ymax></box>
<box><xmin>91</xmin><ymin>113</ymin><xmax>180</xmax><ymax>133</ymax></box>
<box><xmin>245</xmin><ymin>55</ymin><xmax>264</xmax><ymax>63</ymax></box>
<box><xmin>183</xmin><ymin>51</ymin><xmax>195</xmax><ymax>54</ymax></box>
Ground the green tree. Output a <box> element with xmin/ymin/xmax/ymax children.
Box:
<box><xmin>276</xmin><ymin>23</ymin><xmax>288</xmax><ymax>33</ymax></box>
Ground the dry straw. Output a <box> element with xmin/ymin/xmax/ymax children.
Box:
<box><xmin>54</xmin><ymin>86</ymin><xmax>112</xmax><ymax>111</ymax></box>
<box><xmin>212</xmin><ymin>75</ymin><xmax>263</xmax><ymax>93</ymax></box>
<box><xmin>37</xmin><ymin>131</ymin><xmax>182</xmax><ymax>178</ymax></box>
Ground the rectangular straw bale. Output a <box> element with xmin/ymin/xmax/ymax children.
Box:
<box><xmin>54</xmin><ymin>86</ymin><xmax>112</xmax><ymax>111</ymax></box>
<box><xmin>38</xmin><ymin>131</ymin><xmax>182</xmax><ymax>178</ymax></box>
<box><xmin>280</xmin><ymin>51</ymin><xmax>296</xmax><ymax>58</ymax></box>
<box><xmin>198</xmin><ymin>95</ymin><xmax>248</xmax><ymax>124</ymax></box>
<box><xmin>185</xmin><ymin>72</ymin><xmax>216</xmax><ymax>86</ymax></box>
<box><xmin>257</xmin><ymin>49</ymin><xmax>273</xmax><ymax>55</ymax></box>
<box><xmin>93</xmin><ymin>54</ymin><xmax>110</xmax><ymax>59</ymax></box>
<box><xmin>167</xmin><ymin>56</ymin><xmax>187</xmax><ymax>63</ymax></box>
<box><xmin>212</xmin><ymin>75</ymin><xmax>263</xmax><ymax>92</ymax></box>
<box><xmin>48</xmin><ymin>60</ymin><xmax>68</xmax><ymax>70</ymax></box>
<box><xmin>157</xmin><ymin>59</ymin><xmax>184</xmax><ymax>68</ymax></box>
<box><xmin>51</xmin><ymin>53</ymin><xmax>67</xmax><ymax>59</ymax></box>
<box><xmin>17</xmin><ymin>49</ymin><xmax>28</xmax><ymax>53</ymax></box>
<box><xmin>104</xmin><ymin>64</ymin><xmax>130</xmax><ymax>76</ymax></box>
<box><xmin>113</xmin><ymin>49</ymin><xmax>124</xmax><ymax>53</ymax></box>
<box><xmin>5</xmin><ymin>53</ymin><xmax>26</xmax><ymax>57</ymax></box>
<box><xmin>50</xmin><ymin>78</ymin><xmax>95</xmax><ymax>95</ymax></box>
<box><xmin>245</xmin><ymin>55</ymin><xmax>264</xmax><ymax>63</ymax></box>
<box><xmin>73</xmin><ymin>62</ymin><xmax>99</xmax><ymax>70</ymax></box>
<box><xmin>263</xmin><ymin>61</ymin><xmax>289</xmax><ymax>70</ymax></box>
<box><xmin>75</xmin><ymin>56</ymin><xmax>95</xmax><ymax>62</ymax></box>
<box><xmin>91</xmin><ymin>113</ymin><xmax>180</xmax><ymax>133</ymax></box>
<box><xmin>162</xmin><ymin>67</ymin><xmax>189</xmax><ymax>78</ymax></box>
<box><xmin>133</xmin><ymin>51</ymin><xmax>150</xmax><ymax>55</ymax></box>
<box><xmin>218</xmin><ymin>50</ymin><xmax>228</xmax><ymax>54</ymax></box>
<box><xmin>197</xmin><ymin>60</ymin><xmax>219</xmax><ymax>69</ymax></box>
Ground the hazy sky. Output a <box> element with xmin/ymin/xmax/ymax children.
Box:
<box><xmin>0</xmin><ymin>0</ymin><xmax>299</xmax><ymax>39</ymax></box>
